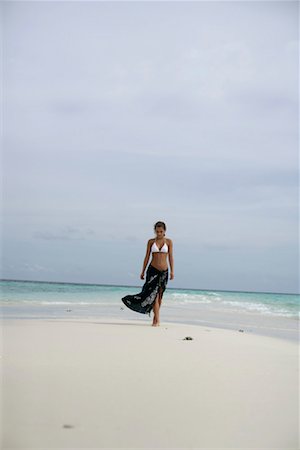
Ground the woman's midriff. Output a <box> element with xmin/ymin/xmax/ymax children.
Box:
<box><xmin>150</xmin><ymin>254</ymin><xmax>169</xmax><ymax>271</ymax></box>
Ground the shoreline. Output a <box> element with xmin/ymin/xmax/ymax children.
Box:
<box><xmin>1</xmin><ymin>312</ymin><xmax>298</xmax><ymax>344</ymax></box>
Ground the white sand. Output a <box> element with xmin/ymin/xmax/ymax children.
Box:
<box><xmin>2</xmin><ymin>317</ymin><xmax>299</xmax><ymax>449</ymax></box>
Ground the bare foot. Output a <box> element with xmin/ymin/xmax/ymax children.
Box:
<box><xmin>152</xmin><ymin>317</ymin><xmax>158</xmax><ymax>326</ymax></box>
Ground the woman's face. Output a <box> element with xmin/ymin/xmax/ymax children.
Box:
<box><xmin>155</xmin><ymin>227</ymin><xmax>165</xmax><ymax>238</ymax></box>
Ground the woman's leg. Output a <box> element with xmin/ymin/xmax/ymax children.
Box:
<box><xmin>152</xmin><ymin>296</ymin><xmax>160</xmax><ymax>326</ymax></box>
<box><xmin>158</xmin><ymin>287</ymin><xmax>164</xmax><ymax>307</ymax></box>
<box><xmin>152</xmin><ymin>287</ymin><xmax>163</xmax><ymax>326</ymax></box>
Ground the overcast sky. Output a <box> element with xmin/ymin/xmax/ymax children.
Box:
<box><xmin>2</xmin><ymin>1</ymin><xmax>298</xmax><ymax>294</ymax></box>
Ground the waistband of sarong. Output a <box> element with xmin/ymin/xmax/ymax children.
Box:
<box><xmin>149</xmin><ymin>264</ymin><xmax>168</xmax><ymax>273</ymax></box>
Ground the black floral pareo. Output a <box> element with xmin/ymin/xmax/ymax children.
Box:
<box><xmin>121</xmin><ymin>264</ymin><xmax>169</xmax><ymax>317</ymax></box>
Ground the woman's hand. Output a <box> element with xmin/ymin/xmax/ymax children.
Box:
<box><xmin>140</xmin><ymin>272</ymin><xmax>145</xmax><ymax>280</ymax></box>
<box><xmin>170</xmin><ymin>272</ymin><xmax>174</xmax><ymax>280</ymax></box>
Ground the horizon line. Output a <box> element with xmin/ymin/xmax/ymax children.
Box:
<box><xmin>1</xmin><ymin>278</ymin><xmax>299</xmax><ymax>296</ymax></box>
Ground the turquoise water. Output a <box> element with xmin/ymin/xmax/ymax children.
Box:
<box><xmin>1</xmin><ymin>279</ymin><xmax>299</xmax><ymax>320</ymax></box>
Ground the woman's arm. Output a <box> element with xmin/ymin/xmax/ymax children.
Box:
<box><xmin>140</xmin><ymin>239</ymin><xmax>152</xmax><ymax>278</ymax></box>
<box><xmin>168</xmin><ymin>239</ymin><xmax>174</xmax><ymax>279</ymax></box>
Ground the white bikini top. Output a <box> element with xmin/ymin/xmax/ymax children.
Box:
<box><xmin>151</xmin><ymin>239</ymin><xmax>168</xmax><ymax>254</ymax></box>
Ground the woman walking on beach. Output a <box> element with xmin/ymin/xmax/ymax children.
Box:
<box><xmin>121</xmin><ymin>221</ymin><xmax>174</xmax><ymax>327</ymax></box>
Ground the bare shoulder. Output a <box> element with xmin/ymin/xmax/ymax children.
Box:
<box><xmin>148</xmin><ymin>238</ymin><xmax>155</xmax><ymax>245</ymax></box>
<box><xmin>166</xmin><ymin>237</ymin><xmax>173</xmax><ymax>244</ymax></box>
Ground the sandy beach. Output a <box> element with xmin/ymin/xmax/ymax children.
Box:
<box><xmin>2</xmin><ymin>317</ymin><xmax>299</xmax><ymax>449</ymax></box>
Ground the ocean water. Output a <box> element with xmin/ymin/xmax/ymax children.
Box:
<box><xmin>1</xmin><ymin>280</ymin><xmax>299</xmax><ymax>341</ymax></box>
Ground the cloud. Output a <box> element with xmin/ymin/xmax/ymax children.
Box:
<box><xmin>3</xmin><ymin>0</ymin><xmax>298</xmax><ymax>292</ymax></box>
<box><xmin>33</xmin><ymin>226</ymin><xmax>96</xmax><ymax>241</ymax></box>
<box><xmin>200</xmin><ymin>242</ymin><xmax>240</xmax><ymax>251</ymax></box>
